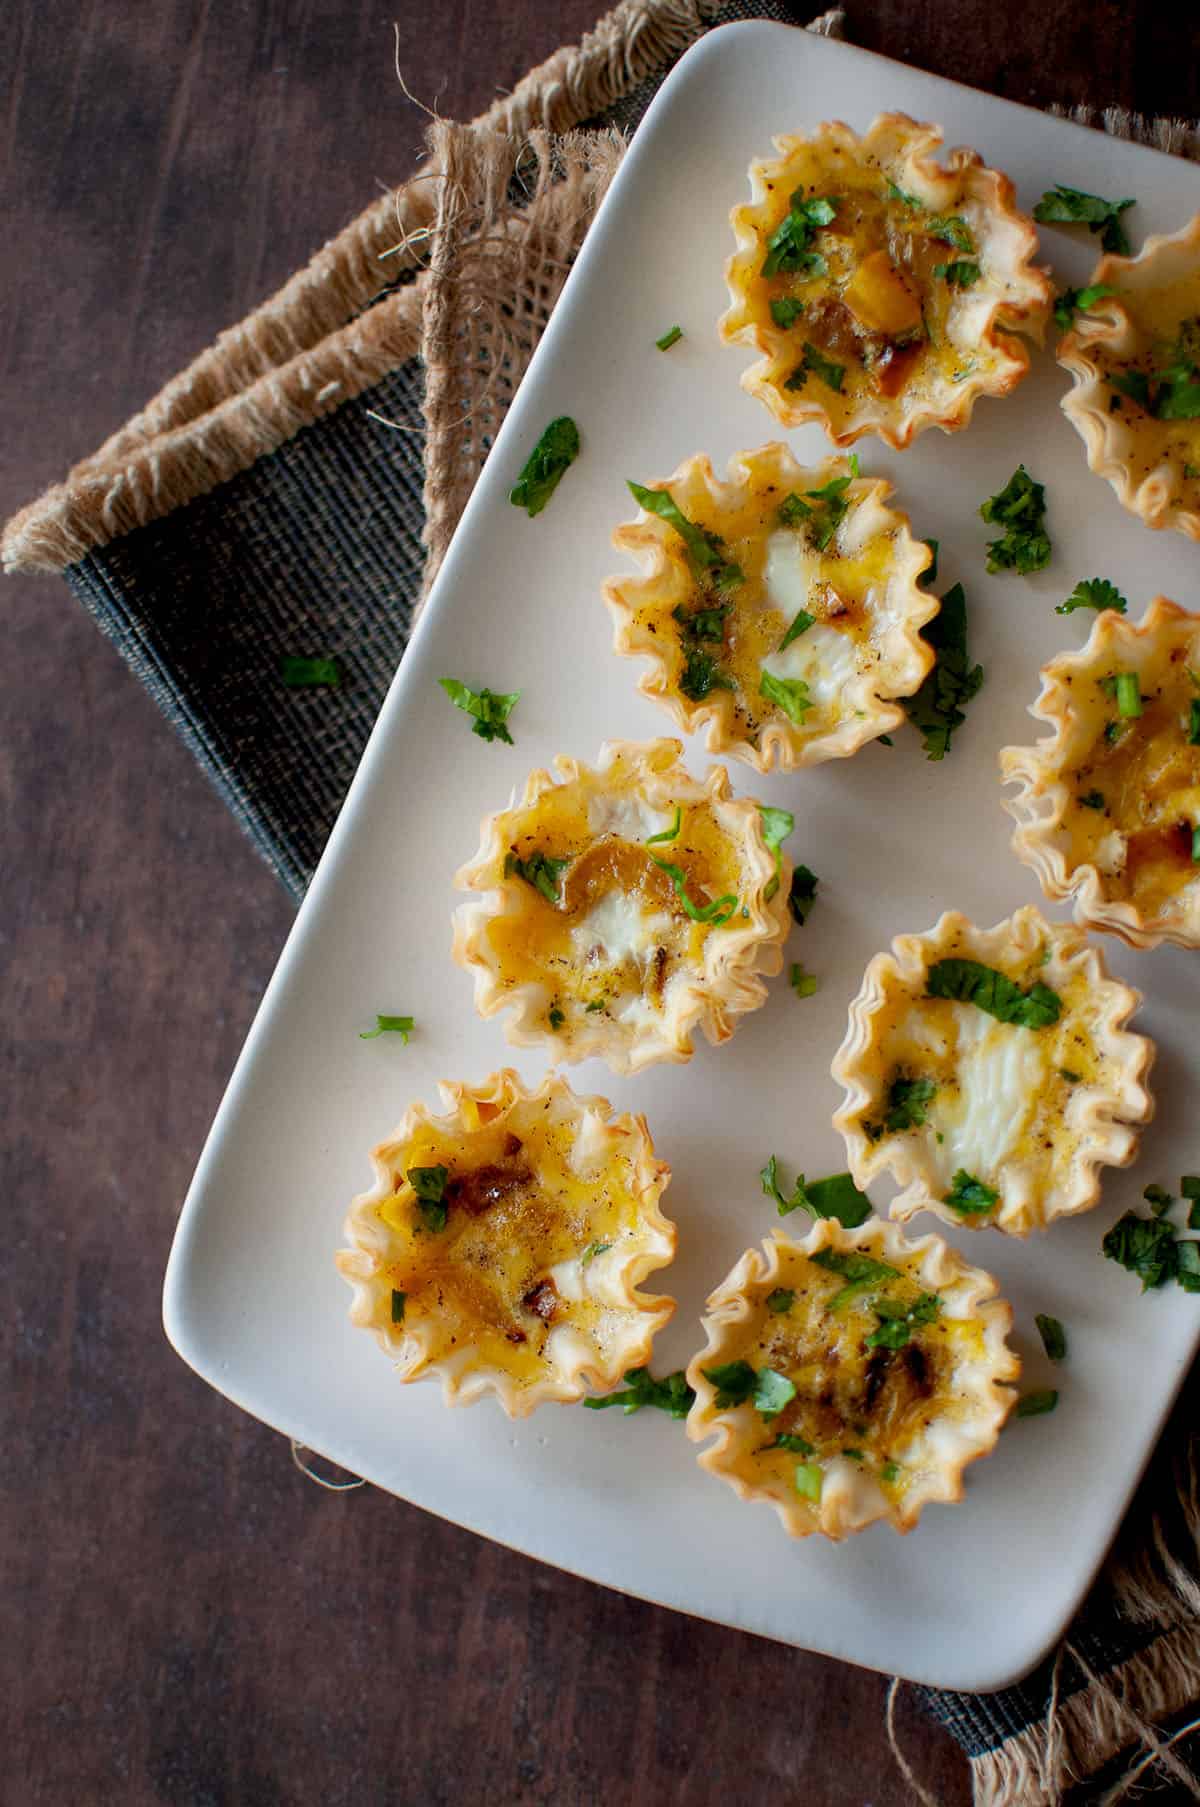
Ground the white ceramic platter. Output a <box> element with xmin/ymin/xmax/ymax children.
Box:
<box><xmin>164</xmin><ymin>23</ymin><xmax>1200</xmax><ymax>1691</ymax></box>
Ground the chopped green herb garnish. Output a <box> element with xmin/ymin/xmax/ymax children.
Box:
<box><xmin>650</xmin><ymin>857</ymin><xmax>737</xmax><ymax>925</ymax></box>
<box><xmin>505</xmin><ymin>850</ymin><xmax>570</xmax><ymax>905</ymax></box>
<box><xmin>1056</xmin><ymin>578</ymin><xmax>1128</xmax><ymax>617</ymax></box>
<box><xmin>1059</xmin><ymin>1068</ymin><xmax>1082</xmax><ymax>1083</ymax></box>
<box><xmin>702</xmin><ymin>1360</ymin><xmax>796</xmax><ymax>1417</ymax></box>
<box><xmin>766</xmin><ymin>1288</ymin><xmax>795</xmax><ymax>1315</ymax></box>
<box><xmin>801</xmin><ymin>340</ymin><xmax>846</xmax><ymax>392</ymax></box>
<box><xmin>1194</xmin><ymin>825</ymin><xmax>1200</xmax><ymax>865</ymax></box>
<box><xmin>585</xmin><ymin>1000</ymin><xmax>605</xmax><ymax>1013</ymax></box>
<box><xmin>1184</xmin><ymin>1177</ymin><xmax>1200</xmax><ymax>1231</ymax></box>
<box><xmin>583</xmin><ymin>1367</ymin><xmax>695</xmax><ymax>1418</ymax></box>
<box><xmin>760</xmin><ymin>670</ymin><xmax>813</xmax><ymax>725</ymax></box>
<box><xmin>980</xmin><ymin>466</ymin><xmax>1051</xmax><ymax>574</ymax></box>
<box><xmin>887</xmin><ymin>180</ymin><xmax>923</xmax><ymax>208</ymax></box>
<box><xmin>679</xmin><ymin>649</ymin><xmax>734</xmax><ymax>702</ymax></box>
<box><xmin>1176</xmin><ymin>1240</ymin><xmax>1200</xmax><ymax>1292</ymax></box>
<box><xmin>510</xmin><ymin>416</ymin><xmax>580</xmax><ymax>515</ymax></box>
<box><xmin>903</xmin><ymin>582</ymin><xmax>984</xmax><ymax>760</ymax></box>
<box><xmin>408</xmin><ymin>1165</ymin><xmax>449</xmax><ymax>1233</ymax></box>
<box><xmin>794</xmin><ymin>1462</ymin><xmax>823</xmax><ymax>1501</ymax></box>
<box><xmin>548</xmin><ymin>1006</ymin><xmax>565</xmax><ymax>1030</ymax></box>
<box><xmin>360</xmin><ymin>1014</ymin><xmax>415</xmax><ymax>1042</ymax></box>
<box><xmin>934</xmin><ymin>259</ymin><xmax>980</xmax><ymax>288</ymax></box>
<box><xmin>391</xmin><ymin>1288</ymin><xmax>406</xmax><ymax>1325</ymax></box>
<box><xmin>811</xmin><ymin>1247</ymin><xmax>900</xmax><ymax>1311</ymax></box>
<box><xmin>1144</xmin><ymin>1184</ymin><xmax>1174</xmax><ymax>1217</ymax></box>
<box><xmin>927</xmin><ymin>215</ymin><xmax>974</xmax><ymax>252</ymax></box>
<box><xmin>767</xmin><ymin>1432</ymin><xmax>814</xmax><ymax>1453</ymax></box>
<box><xmin>581</xmin><ymin>1240</ymin><xmax>612</xmax><ymax>1267</ymax></box>
<box><xmin>1054</xmin><ymin>282</ymin><xmax>1118</xmax><ymax>332</ymax></box>
<box><xmin>645</xmin><ymin>806</ymin><xmax>682</xmax><ymax>846</ymax></box>
<box><xmin>758</xmin><ymin>804</ymin><xmax>794</xmax><ymax>903</ymax></box>
<box><xmin>780</xmin><ymin>609</ymin><xmax>816</xmax><ymax>650</ymax></box>
<box><xmin>882</xmin><ymin>1460</ymin><xmax>901</xmax><ymax>1483</ymax></box>
<box><xmin>655</xmin><ymin>324</ymin><xmax>683</xmax><ymax>351</ymax></box>
<box><xmin>629</xmin><ymin>481</ymin><xmax>730</xmax><ymax>577</ymax></box>
<box><xmin>438</xmin><ymin>677</ymin><xmax>520</xmax><ymax>744</ymax></box>
<box><xmin>866</xmin><ymin>1292</ymin><xmax>941</xmax><ymax>1350</ymax></box>
<box><xmin>1189</xmin><ymin>700</ymin><xmax>1200</xmax><ymax>747</ymax></box>
<box><xmin>281</xmin><ymin>655</ymin><xmax>341</xmax><ymax>687</ymax></box>
<box><xmin>1035</xmin><ymin>1314</ymin><xmax>1067</xmax><ymax>1361</ymax></box>
<box><xmin>760</xmin><ymin>1157</ymin><xmax>872</xmax><ymax>1227</ymax></box>
<box><xmin>1080</xmin><ymin>791</ymin><xmax>1107</xmax><ymax>811</ymax></box>
<box><xmin>1111</xmin><ymin>368</ymin><xmax>1152</xmax><ymax>410</ymax></box>
<box><xmin>1017</xmin><ymin>1388</ymin><xmax>1059</xmax><ymax>1419</ymax></box>
<box><xmin>761</xmin><ymin>192</ymin><xmax>838</xmax><ymax>278</ymax></box>
<box><xmin>673</xmin><ymin>601</ymin><xmax>731</xmax><ymax>644</ymax></box>
<box><xmin>944</xmin><ymin>1169</ymin><xmax>999</xmax><ymax>1216</ymax></box>
<box><xmin>883</xmin><ymin>1075</ymin><xmax>936</xmax><ymax>1132</ymax></box>
<box><xmin>926</xmin><ymin>957</ymin><xmax>1061</xmax><ymax>1028</ymax></box>
<box><xmin>1034</xmin><ymin>185</ymin><xmax>1136</xmax><ymax>256</ymax></box>
<box><xmin>789</xmin><ymin>962</ymin><xmax>818</xmax><ymax>999</ymax></box>
<box><xmin>1114</xmin><ymin>671</ymin><xmax>1143</xmax><ymax>718</ymax></box>
<box><xmin>770</xmin><ymin>297</ymin><xmax>806</xmax><ymax>330</ymax></box>
<box><xmin>1102</xmin><ymin>1211</ymin><xmax>1178</xmax><ymax>1290</ymax></box>
<box><xmin>788</xmin><ymin>863</ymin><xmax>819</xmax><ymax>926</ymax></box>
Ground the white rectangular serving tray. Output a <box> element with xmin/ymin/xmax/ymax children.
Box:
<box><xmin>164</xmin><ymin>23</ymin><xmax>1200</xmax><ymax>1691</ymax></box>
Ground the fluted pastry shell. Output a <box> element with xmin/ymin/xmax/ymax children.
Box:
<box><xmin>1001</xmin><ymin>598</ymin><xmax>1200</xmax><ymax>948</ymax></box>
<box><xmin>1057</xmin><ymin>215</ymin><xmax>1200</xmax><ymax>539</ymax></box>
<box><xmin>336</xmin><ymin>1069</ymin><xmax>675</xmax><ymax>1417</ymax></box>
<box><xmin>604</xmin><ymin>444</ymin><xmax>936</xmax><ymax>771</ymax></box>
<box><xmin>831</xmin><ymin>906</ymin><xmax>1154</xmax><ymax>1236</ymax></box>
<box><xmin>720</xmin><ymin>112</ymin><xmax>1051</xmax><ymax>447</ymax></box>
<box><xmin>451</xmin><ymin>738</ymin><xmax>790</xmax><ymax>1073</ymax></box>
<box><xmin>685</xmin><ymin>1217</ymin><xmax>1018</xmax><ymax>1539</ymax></box>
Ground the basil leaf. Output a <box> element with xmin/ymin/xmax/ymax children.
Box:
<box><xmin>629</xmin><ymin>480</ymin><xmax>726</xmax><ymax>573</ymax></box>
<box><xmin>926</xmin><ymin>957</ymin><xmax>1062</xmax><ymax>1028</ymax></box>
<box><xmin>944</xmin><ymin>1169</ymin><xmax>999</xmax><ymax>1216</ymax></box>
<box><xmin>1034</xmin><ymin>185</ymin><xmax>1136</xmax><ymax>257</ymax></box>
<box><xmin>390</xmin><ymin>1289</ymin><xmax>406</xmax><ymax>1324</ymax></box>
<box><xmin>1053</xmin><ymin>282</ymin><xmax>1117</xmax><ymax>332</ymax></box>
<box><xmin>583</xmin><ymin>1367</ymin><xmax>695</xmax><ymax>1418</ymax></box>
<box><xmin>883</xmin><ymin>1075</ymin><xmax>936</xmax><ymax>1132</ymax></box>
<box><xmin>1016</xmin><ymin>1389</ymin><xmax>1059</xmax><ymax>1419</ymax></box>
<box><xmin>439</xmin><ymin>677</ymin><xmax>521</xmax><ymax>744</ymax></box>
<box><xmin>934</xmin><ymin>259</ymin><xmax>980</xmax><ymax>288</ymax></box>
<box><xmin>788</xmin><ymin>863</ymin><xmax>819</xmax><ymax>925</ymax></box>
<box><xmin>510</xmin><ymin>416</ymin><xmax>580</xmax><ymax>515</ymax></box>
<box><xmin>505</xmin><ymin>850</ymin><xmax>570</xmax><ymax>905</ymax></box>
<box><xmin>760</xmin><ymin>670</ymin><xmax>814</xmax><ymax>725</ymax></box>
<box><xmin>1102</xmin><ymin>1212</ymin><xmax>1177</xmax><ymax>1289</ymax></box>
<box><xmin>1035</xmin><ymin>1314</ymin><xmax>1067</xmax><ymax>1362</ymax></box>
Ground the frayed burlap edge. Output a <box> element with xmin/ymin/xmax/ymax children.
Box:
<box><xmin>1</xmin><ymin>0</ymin><xmax>736</xmax><ymax>577</ymax></box>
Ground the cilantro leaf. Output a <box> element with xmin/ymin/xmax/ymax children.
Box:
<box><xmin>583</xmin><ymin>1367</ymin><xmax>695</xmax><ymax>1418</ymax></box>
<box><xmin>926</xmin><ymin>957</ymin><xmax>1062</xmax><ymax>1028</ymax></box>
<box><xmin>1035</xmin><ymin>1314</ymin><xmax>1067</xmax><ymax>1362</ymax></box>
<box><xmin>679</xmin><ymin>648</ymin><xmax>734</xmax><ymax>702</ymax></box>
<box><xmin>655</xmin><ymin>324</ymin><xmax>683</xmax><ymax>351</ymax></box>
<box><xmin>1056</xmin><ymin>578</ymin><xmax>1128</xmax><ymax>617</ymax></box>
<box><xmin>789</xmin><ymin>961</ymin><xmax>818</xmax><ymax>999</ymax></box>
<box><xmin>866</xmin><ymin>1291</ymin><xmax>941</xmax><ymax>1350</ymax></box>
<box><xmin>510</xmin><ymin>416</ymin><xmax>580</xmax><ymax>515</ymax></box>
<box><xmin>788</xmin><ymin>340</ymin><xmax>846</xmax><ymax>393</ymax></box>
<box><xmin>281</xmin><ymin>655</ymin><xmax>341</xmax><ymax>687</ymax></box>
<box><xmin>439</xmin><ymin>677</ymin><xmax>520</xmax><ymax>744</ymax></box>
<box><xmin>701</xmin><ymin>1361</ymin><xmax>796</xmax><ymax>1418</ymax></box>
<box><xmin>788</xmin><ymin>863</ymin><xmax>819</xmax><ymax>926</ymax></box>
<box><xmin>770</xmin><ymin>297</ymin><xmax>806</xmax><ymax>330</ymax></box>
<box><xmin>1102</xmin><ymin>1211</ymin><xmax>1179</xmax><ymax>1290</ymax></box>
<box><xmin>759</xmin><ymin>1157</ymin><xmax>871</xmax><ymax>1226</ymax></box>
<box><xmin>934</xmin><ymin>260</ymin><xmax>980</xmax><ymax>288</ymax></box>
<box><xmin>761</xmin><ymin>192</ymin><xmax>838</xmax><ymax>278</ymax></box>
<box><xmin>1034</xmin><ymin>185</ymin><xmax>1136</xmax><ymax>257</ymax></box>
<box><xmin>883</xmin><ymin>1075</ymin><xmax>936</xmax><ymax>1132</ymax></box>
<box><xmin>980</xmin><ymin>466</ymin><xmax>1051</xmax><ymax>574</ymax></box>
<box><xmin>359</xmin><ymin>1014</ymin><xmax>415</xmax><ymax>1043</ymax></box>
<box><xmin>758</xmin><ymin>804</ymin><xmax>794</xmax><ymax>903</ymax></box>
<box><xmin>408</xmin><ymin>1165</ymin><xmax>449</xmax><ymax>1233</ymax></box>
<box><xmin>777</xmin><ymin>492</ymin><xmax>812</xmax><ymax>527</ymax></box>
<box><xmin>1017</xmin><ymin>1389</ymin><xmax>1059</xmax><ymax>1419</ymax></box>
<box><xmin>944</xmin><ymin>1170</ymin><xmax>999</xmax><ymax>1216</ymax></box>
<box><xmin>766</xmin><ymin>1288</ymin><xmax>795</xmax><ymax>1315</ymax></box>
<box><xmin>1176</xmin><ymin>1241</ymin><xmax>1200</xmax><ymax>1293</ymax></box>
<box><xmin>780</xmin><ymin>609</ymin><xmax>815</xmax><ymax>650</ymax></box>
<box><xmin>927</xmin><ymin>215</ymin><xmax>974</xmax><ymax>252</ymax></box>
<box><xmin>902</xmin><ymin>582</ymin><xmax>984</xmax><ymax>760</ymax></box>
<box><xmin>504</xmin><ymin>850</ymin><xmax>570</xmax><ymax>905</ymax></box>
<box><xmin>810</xmin><ymin>1247</ymin><xmax>900</xmax><ymax>1311</ymax></box>
<box><xmin>767</xmin><ymin>1432</ymin><xmax>814</xmax><ymax>1453</ymax></box>
<box><xmin>1054</xmin><ymin>282</ymin><xmax>1117</xmax><ymax>332</ymax></box>
<box><xmin>760</xmin><ymin>670</ymin><xmax>814</xmax><ymax>725</ymax></box>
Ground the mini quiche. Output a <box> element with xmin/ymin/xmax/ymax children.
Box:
<box><xmin>832</xmin><ymin>906</ymin><xmax>1154</xmax><ymax>1237</ymax></box>
<box><xmin>336</xmin><ymin>1069</ymin><xmax>676</xmax><ymax>1416</ymax></box>
<box><xmin>721</xmin><ymin>113</ymin><xmax>1051</xmax><ymax>447</ymax></box>
<box><xmin>603</xmin><ymin>443</ymin><xmax>936</xmax><ymax>770</ymax></box>
<box><xmin>1058</xmin><ymin>216</ymin><xmax>1200</xmax><ymax>539</ymax></box>
<box><xmin>685</xmin><ymin>1218</ymin><xmax>1018</xmax><ymax>1540</ymax></box>
<box><xmin>452</xmin><ymin>739</ymin><xmax>790</xmax><ymax>1072</ymax></box>
<box><xmin>1002</xmin><ymin>598</ymin><xmax>1200</xmax><ymax>948</ymax></box>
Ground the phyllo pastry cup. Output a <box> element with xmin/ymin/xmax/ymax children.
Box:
<box><xmin>1057</xmin><ymin>216</ymin><xmax>1200</xmax><ymax>539</ymax></box>
<box><xmin>336</xmin><ymin>1069</ymin><xmax>675</xmax><ymax>1417</ymax></box>
<box><xmin>720</xmin><ymin>113</ymin><xmax>1051</xmax><ymax>448</ymax></box>
<box><xmin>452</xmin><ymin>738</ymin><xmax>790</xmax><ymax>1073</ymax></box>
<box><xmin>832</xmin><ymin>906</ymin><xmax>1154</xmax><ymax>1236</ymax></box>
<box><xmin>1001</xmin><ymin>598</ymin><xmax>1200</xmax><ymax>948</ymax></box>
<box><xmin>685</xmin><ymin>1218</ymin><xmax>1018</xmax><ymax>1540</ymax></box>
<box><xmin>604</xmin><ymin>444</ymin><xmax>936</xmax><ymax>772</ymax></box>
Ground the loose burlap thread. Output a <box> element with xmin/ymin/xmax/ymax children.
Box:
<box><xmin>5</xmin><ymin>1</ymin><xmax>1200</xmax><ymax>1801</ymax></box>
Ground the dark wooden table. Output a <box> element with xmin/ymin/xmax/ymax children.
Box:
<box><xmin>6</xmin><ymin>6</ymin><xmax>1198</xmax><ymax>1803</ymax></box>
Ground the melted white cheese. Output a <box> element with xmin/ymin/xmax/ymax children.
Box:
<box><xmin>586</xmin><ymin>793</ymin><xmax>673</xmax><ymax>842</ymax></box>
<box><xmin>571</xmin><ymin>891</ymin><xmax>671</xmax><ymax>966</ymax></box>
<box><xmin>928</xmin><ymin>1005</ymin><xmax>1049</xmax><ymax>1185</ymax></box>
<box><xmin>761</xmin><ymin>530</ymin><xmax>860</xmax><ymax>710</ymax></box>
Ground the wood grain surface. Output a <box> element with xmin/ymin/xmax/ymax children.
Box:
<box><xmin>5</xmin><ymin>5</ymin><xmax>1199</xmax><ymax>1804</ymax></box>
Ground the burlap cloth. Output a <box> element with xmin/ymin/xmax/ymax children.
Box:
<box><xmin>7</xmin><ymin>2</ymin><xmax>1200</xmax><ymax>1798</ymax></box>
